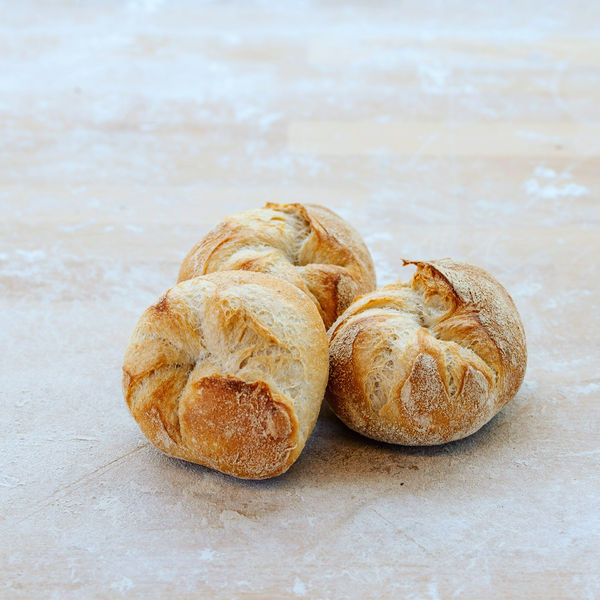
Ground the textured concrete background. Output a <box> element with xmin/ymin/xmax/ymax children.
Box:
<box><xmin>1</xmin><ymin>1</ymin><xmax>599</xmax><ymax>598</ymax></box>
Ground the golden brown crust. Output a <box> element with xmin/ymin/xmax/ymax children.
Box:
<box><xmin>327</xmin><ymin>259</ymin><xmax>527</xmax><ymax>445</ymax></box>
<box><xmin>177</xmin><ymin>203</ymin><xmax>376</xmax><ymax>328</ymax></box>
<box><xmin>123</xmin><ymin>271</ymin><xmax>329</xmax><ymax>479</ymax></box>
<box><xmin>177</xmin><ymin>376</ymin><xmax>297</xmax><ymax>479</ymax></box>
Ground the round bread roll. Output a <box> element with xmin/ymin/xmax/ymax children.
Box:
<box><xmin>327</xmin><ymin>259</ymin><xmax>527</xmax><ymax>445</ymax></box>
<box><xmin>122</xmin><ymin>271</ymin><xmax>329</xmax><ymax>479</ymax></box>
<box><xmin>177</xmin><ymin>202</ymin><xmax>376</xmax><ymax>329</ymax></box>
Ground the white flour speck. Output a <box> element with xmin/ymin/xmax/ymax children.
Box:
<box><xmin>534</xmin><ymin>166</ymin><xmax>557</xmax><ymax>179</ymax></box>
<box><xmin>523</xmin><ymin>178</ymin><xmax>589</xmax><ymax>199</ymax></box>
<box><xmin>0</xmin><ymin>474</ymin><xmax>22</xmax><ymax>488</ymax></box>
<box><xmin>110</xmin><ymin>577</ymin><xmax>134</xmax><ymax>593</ymax></box>
<box><xmin>199</xmin><ymin>548</ymin><xmax>218</xmax><ymax>562</ymax></box>
<box><xmin>15</xmin><ymin>248</ymin><xmax>46</xmax><ymax>261</ymax></box>
<box><xmin>293</xmin><ymin>577</ymin><xmax>307</xmax><ymax>597</ymax></box>
<box><xmin>418</xmin><ymin>63</ymin><xmax>450</xmax><ymax>93</ymax></box>
<box><xmin>573</xmin><ymin>383</ymin><xmax>599</xmax><ymax>396</ymax></box>
<box><xmin>124</xmin><ymin>224</ymin><xmax>144</xmax><ymax>233</ymax></box>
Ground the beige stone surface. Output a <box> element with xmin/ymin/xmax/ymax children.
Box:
<box><xmin>1</xmin><ymin>1</ymin><xmax>599</xmax><ymax>598</ymax></box>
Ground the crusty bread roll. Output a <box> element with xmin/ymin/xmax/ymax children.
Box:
<box><xmin>327</xmin><ymin>259</ymin><xmax>527</xmax><ymax>445</ymax></box>
<box><xmin>123</xmin><ymin>271</ymin><xmax>329</xmax><ymax>479</ymax></box>
<box><xmin>177</xmin><ymin>203</ymin><xmax>376</xmax><ymax>329</ymax></box>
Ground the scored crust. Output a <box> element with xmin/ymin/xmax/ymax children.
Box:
<box><xmin>123</xmin><ymin>271</ymin><xmax>329</xmax><ymax>479</ymax></box>
<box><xmin>327</xmin><ymin>259</ymin><xmax>527</xmax><ymax>445</ymax></box>
<box><xmin>177</xmin><ymin>202</ymin><xmax>376</xmax><ymax>328</ymax></box>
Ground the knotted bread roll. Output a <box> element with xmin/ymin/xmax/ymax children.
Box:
<box><xmin>178</xmin><ymin>203</ymin><xmax>376</xmax><ymax>329</ymax></box>
<box><xmin>327</xmin><ymin>259</ymin><xmax>527</xmax><ymax>445</ymax></box>
<box><xmin>123</xmin><ymin>271</ymin><xmax>328</xmax><ymax>479</ymax></box>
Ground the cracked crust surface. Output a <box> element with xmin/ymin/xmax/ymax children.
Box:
<box><xmin>327</xmin><ymin>259</ymin><xmax>527</xmax><ymax>445</ymax></box>
<box><xmin>177</xmin><ymin>203</ymin><xmax>376</xmax><ymax>329</ymax></box>
<box><xmin>123</xmin><ymin>271</ymin><xmax>329</xmax><ymax>479</ymax></box>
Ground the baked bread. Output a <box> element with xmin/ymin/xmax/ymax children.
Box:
<box><xmin>177</xmin><ymin>203</ymin><xmax>376</xmax><ymax>329</ymax></box>
<box><xmin>123</xmin><ymin>271</ymin><xmax>329</xmax><ymax>479</ymax></box>
<box><xmin>327</xmin><ymin>259</ymin><xmax>527</xmax><ymax>445</ymax></box>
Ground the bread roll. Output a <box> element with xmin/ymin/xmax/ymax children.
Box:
<box><xmin>123</xmin><ymin>271</ymin><xmax>329</xmax><ymax>479</ymax></box>
<box><xmin>178</xmin><ymin>203</ymin><xmax>376</xmax><ymax>329</ymax></box>
<box><xmin>327</xmin><ymin>259</ymin><xmax>527</xmax><ymax>445</ymax></box>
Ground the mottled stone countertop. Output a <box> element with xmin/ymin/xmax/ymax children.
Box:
<box><xmin>2</xmin><ymin>2</ymin><xmax>599</xmax><ymax>598</ymax></box>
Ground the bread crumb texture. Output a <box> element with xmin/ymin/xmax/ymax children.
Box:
<box><xmin>327</xmin><ymin>259</ymin><xmax>527</xmax><ymax>445</ymax></box>
<box><xmin>177</xmin><ymin>203</ymin><xmax>376</xmax><ymax>328</ymax></box>
<box><xmin>123</xmin><ymin>271</ymin><xmax>329</xmax><ymax>478</ymax></box>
